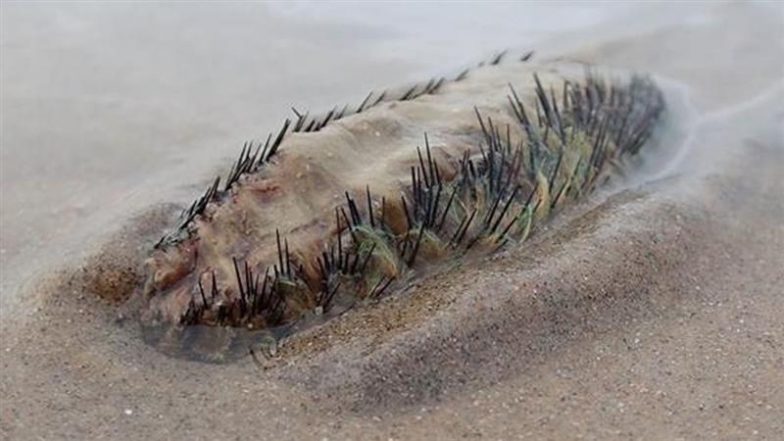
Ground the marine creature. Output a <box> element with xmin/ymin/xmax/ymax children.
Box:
<box><xmin>138</xmin><ymin>52</ymin><xmax>665</xmax><ymax>361</ymax></box>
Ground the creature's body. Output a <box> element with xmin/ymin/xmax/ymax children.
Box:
<box><xmin>138</xmin><ymin>55</ymin><xmax>665</xmax><ymax>362</ymax></box>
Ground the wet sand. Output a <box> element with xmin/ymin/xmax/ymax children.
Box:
<box><xmin>1</xmin><ymin>2</ymin><xmax>783</xmax><ymax>440</ymax></box>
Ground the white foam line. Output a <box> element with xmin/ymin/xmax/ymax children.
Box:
<box><xmin>644</xmin><ymin>77</ymin><xmax>784</xmax><ymax>184</ymax></box>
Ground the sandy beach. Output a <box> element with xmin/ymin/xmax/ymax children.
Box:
<box><xmin>1</xmin><ymin>2</ymin><xmax>783</xmax><ymax>440</ymax></box>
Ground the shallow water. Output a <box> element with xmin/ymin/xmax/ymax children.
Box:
<box><xmin>0</xmin><ymin>2</ymin><xmax>708</xmax><ymax>318</ymax></box>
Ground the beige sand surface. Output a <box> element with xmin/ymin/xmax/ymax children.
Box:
<box><xmin>1</xmin><ymin>2</ymin><xmax>783</xmax><ymax>440</ymax></box>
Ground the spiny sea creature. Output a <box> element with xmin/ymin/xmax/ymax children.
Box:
<box><xmin>139</xmin><ymin>52</ymin><xmax>664</xmax><ymax>361</ymax></box>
